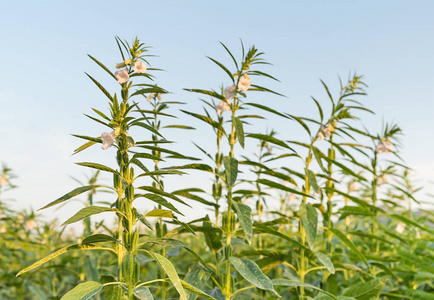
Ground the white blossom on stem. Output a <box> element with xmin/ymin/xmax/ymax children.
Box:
<box><xmin>24</xmin><ymin>219</ymin><xmax>37</xmax><ymax>231</ymax></box>
<box><xmin>215</xmin><ymin>100</ymin><xmax>231</xmax><ymax>115</ymax></box>
<box><xmin>238</xmin><ymin>74</ymin><xmax>251</xmax><ymax>92</ymax></box>
<box><xmin>0</xmin><ymin>175</ymin><xmax>7</xmax><ymax>186</ymax></box>
<box><xmin>101</xmin><ymin>131</ymin><xmax>116</xmax><ymax>150</ymax></box>
<box><xmin>349</xmin><ymin>182</ymin><xmax>360</xmax><ymax>191</ymax></box>
<box><xmin>115</xmin><ymin>68</ymin><xmax>129</xmax><ymax>84</ymax></box>
<box><xmin>224</xmin><ymin>85</ymin><xmax>236</xmax><ymax>99</ymax></box>
<box><xmin>318</xmin><ymin>125</ymin><xmax>331</xmax><ymax>141</ymax></box>
<box><xmin>133</xmin><ymin>60</ymin><xmax>147</xmax><ymax>74</ymax></box>
<box><xmin>395</xmin><ymin>222</ymin><xmax>406</xmax><ymax>234</ymax></box>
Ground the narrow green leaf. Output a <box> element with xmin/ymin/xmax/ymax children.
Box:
<box><xmin>145</xmin><ymin>209</ymin><xmax>174</xmax><ymax>219</ymax></box>
<box><xmin>229</xmin><ymin>257</ymin><xmax>281</xmax><ymax>297</ymax></box>
<box><xmin>73</xmin><ymin>140</ymin><xmax>97</xmax><ymax>155</ymax></box>
<box><xmin>244</xmin><ymin>103</ymin><xmax>291</xmax><ymax>119</ymax></box>
<box><xmin>17</xmin><ymin>244</ymin><xmax>109</xmax><ymax>276</ymax></box>
<box><xmin>183</xmin><ymin>89</ymin><xmax>225</xmax><ymax>100</ymax></box>
<box><xmin>300</xmin><ymin>203</ymin><xmax>318</xmax><ymax>249</ymax></box>
<box><xmin>60</xmin><ymin>281</ymin><xmax>102</xmax><ymax>300</ymax></box>
<box><xmin>223</xmin><ymin>156</ymin><xmax>238</xmax><ymax>187</ymax></box>
<box><xmin>85</xmin><ymin>73</ymin><xmax>114</xmax><ymax>102</ymax></box>
<box><xmin>62</xmin><ymin>206</ymin><xmax>118</xmax><ymax>226</ymax></box>
<box><xmin>147</xmin><ymin>251</ymin><xmax>187</xmax><ymax>300</ymax></box>
<box><xmin>325</xmin><ymin>228</ymin><xmax>369</xmax><ymax>267</ymax></box>
<box><xmin>82</xmin><ymin>234</ymin><xmax>117</xmax><ymax>245</ymax></box>
<box><xmin>39</xmin><ymin>185</ymin><xmax>103</xmax><ymax>211</ymax></box>
<box><xmin>272</xmin><ymin>279</ymin><xmax>337</xmax><ymax>299</ymax></box>
<box><xmin>257</xmin><ymin>179</ymin><xmax>312</xmax><ymax>198</ymax></box>
<box><xmin>76</xmin><ymin>162</ymin><xmax>118</xmax><ymax>175</ymax></box>
<box><xmin>88</xmin><ymin>54</ymin><xmax>116</xmax><ymax>80</ymax></box>
<box><xmin>232</xmin><ymin>202</ymin><xmax>253</xmax><ymax>244</ymax></box>
<box><xmin>246</xmin><ymin>133</ymin><xmax>294</xmax><ymax>151</ymax></box>
<box><xmin>136</xmin><ymin>193</ymin><xmax>184</xmax><ymax>216</ymax></box>
<box><xmin>232</xmin><ymin>116</ymin><xmax>245</xmax><ymax>148</ymax></box>
<box><xmin>207</xmin><ymin>56</ymin><xmax>234</xmax><ymax>83</ymax></box>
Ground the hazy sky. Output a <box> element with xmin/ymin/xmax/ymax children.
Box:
<box><xmin>1</xmin><ymin>0</ymin><xmax>433</xmax><ymax>225</ymax></box>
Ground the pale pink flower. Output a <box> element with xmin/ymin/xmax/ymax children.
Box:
<box><xmin>289</xmin><ymin>193</ymin><xmax>296</xmax><ymax>203</ymax></box>
<box><xmin>215</xmin><ymin>100</ymin><xmax>231</xmax><ymax>115</ymax></box>
<box><xmin>318</xmin><ymin>125</ymin><xmax>331</xmax><ymax>141</ymax></box>
<box><xmin>115</xmin><ymin>68</ymin><xmax>129</xmax><ymax>84</ymax></box>
<box><xmin>101</xmin><ymin>131</ymin><xmax>116</xmax><ymax>150</ymax></box>
<box><xmin>349</xmin><ymin>182</ymin><xmax>360</xmax><ymax>192</ymax></box>
<box><xmin>0</xmin><ymin>175</ymin><xmax>7</xmax><ymax>186</ymax></box>
<box><xmin>376</xmin><ymin>140</ymin><xmax>392</xmax><ymax>154</ymax></box>
<box><xmin>378</xmin><ymin>175</ymin><xmax>388</xmax><ymax>185</ymax></box>
<box><xmin>24</xmin><ymin>219</ymin><xmax>37</xmax><ymax>231</ymax></box>
<box><xmin>0</xmin><ymin>225</ymin><xmax>6</xmax><ymax>234</ymax></box>
<box><xmin>238</xmin><ymin>74</ymin><xmax>251</xmax><ymax>92</ymax></box>
<box><xmin>395</xmin><ymin>222</ymin><xmax>406</xmax><ymax>234</ymax></box>
<box><xmin>133</xmin><ymin>60</ymin><xmax>147</xmax><ymax>74</ymax></box>
<box><xmin>224</xmin><ymin>85</ymin><xmax>236</xmax><ymax>99</ymax></box>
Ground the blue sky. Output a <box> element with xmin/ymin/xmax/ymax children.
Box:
<box><xmin>0</xmin><ymin>0</ymin><xmax>433</xmax><ymax>225</ymax></box>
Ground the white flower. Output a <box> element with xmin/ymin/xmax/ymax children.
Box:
<box><xmin>115</xmin><ymin>68</ymin><xmax>129</xmax><ymax>84</ymax></box>
<box><xmin>0</xmin><ymin>175</ymin><xmax>7</xmax><ymax>186</ymax></box>
<box><xmin>224</xmin><ymin>85</ymin><xmax>236</xmax><ymax>99</ymax></box>
<box><xmin>395</xmin><ymin>222</ymin><xmax>406</xmax><ymax>234</ymax></box>
<box><xmin>378</xmin><ymin>175</ymin><xmax>388</xmax><ymax>185</ymax></box>
<box><xmin>376</xmin><ymin>139</ymin><xmax>392</xmax><ymax>154</ymax></box>
<box><xmin>215</xmin><ymin>100</ymin><xmax>231</xmax><ymax>115</ymax></box>
<box><xmin>349</xmin><ymin>182</ymin><xmax>360</xmax><ymax>192</ymax></box>
<box><xmin>24</xmin><ymin>219</ymin><xmax>37</xmax><ymax>231</ymax></box>
<box><xmin>133</xmin><ymin>60</ymin><xmax>147</xmax><ymax>74</ymax></box>
<box><xmin>238</xmin><ymin>74</ymin><xmax>251</xmax><ymax>92</ymax></box>
<box><xmin>318</xmin><ymin>125</ymin><xmax>331</xmax><ymax>141</ymax></box>
<box><xmin>266</xmin><ymin>144</ymin><xmax>272</xmax><ymax>154</ymax></box>
<box><xmin>101</xmin><ymin>131</ymin><xmax>116</xmax><ymax>150</ymax></box>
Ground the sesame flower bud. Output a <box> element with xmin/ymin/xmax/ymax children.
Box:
<box><xmin>116</xmin><ymin>62</ymin><xmax>126</xmax><ymax>69</ymax></box>
<box><xmin>124</xmin><ymin>59</ymin><xmax>132</xmax><ymax>65</ymax></box>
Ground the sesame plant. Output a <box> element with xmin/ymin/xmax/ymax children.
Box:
<box><xmin>3</xmin><ymin>37</ymin><xmax>433</xmax><ymax>300</ymax></box>
<box><xmin>16</xmin><ymin>37</ymin><xmax>206</xmax><ymax>300</ymax></box>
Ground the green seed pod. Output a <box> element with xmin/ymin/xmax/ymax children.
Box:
<box><xmin>222</xmin><ymin>212</ymin><xmax>235</xmax><ymax>233</ymax></box>
<box><xmin>133</xmin><ymin>258</ymin><xmax>140</xmax><ymax>284</ymax></box>
<box><xmin>121</xmin><ymin>254</ymin><xmax>130</xmax><ymax>283</ymax></box>
<box><xmin>224</xmin><ymin>245</ymin><xmax>232</xmax><ymax>259</ymax></box>
<box><xmin>132</xmin><ymin>230</ymin><xmax>139</xmax><ymax>251</ymax></box>
<box><xmin>221</xmin><ymin>273</ymin><xmax>234</xmax><ymax>294</ymax></box>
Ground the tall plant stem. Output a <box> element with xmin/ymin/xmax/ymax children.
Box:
<box><xmin>224</xmin><ymin>98</ymin><xmax>237</xmax><ymax>300</ymax></box>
